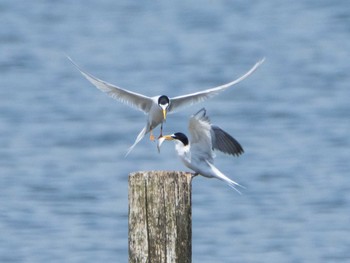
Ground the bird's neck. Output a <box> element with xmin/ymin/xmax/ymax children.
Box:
<box><xmin>174</xmin><ymin>142</ymin><xmax>190</xmax><ymax>160</ymax></box>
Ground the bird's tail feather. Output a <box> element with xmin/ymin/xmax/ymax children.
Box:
<box><xmin>125</xmin><ymin>126</ymin><xmax>147</xmax><ymax>157</ymax></box>
<box><xmin>222</xmin><ymin>178</ymin><xmax>245</xmax><ymax>195</ymax></box>
<box><xmin>207</xmin><ymin>162</ymin><xmax>245</xmax><ymax>194</ymax></box>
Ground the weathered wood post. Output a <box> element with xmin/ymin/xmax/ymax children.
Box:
<box><xmin>128</xmin><ymin>171</ymin><xmax>192</xmax><ymax>263</ymax></box>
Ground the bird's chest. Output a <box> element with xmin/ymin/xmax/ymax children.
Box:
<box><xmin>148</xmin><ymin>107</ymin><xmax>164</xmax><ymax>129</ymax></box>
<box><xmin>176</xmin><ymin>145</ymin><xmax>192</xmax><ymax>167</ymax></box>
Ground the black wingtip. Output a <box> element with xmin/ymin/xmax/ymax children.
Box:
<box><xmin>211</xmin><ymin>125</ymin><xmax>244</xmax><ymax>157</ymax></box>
<box><xmin>193</xmin><ymin>107</ymin><xmax>206</xmax><ymax>117</ymax></box>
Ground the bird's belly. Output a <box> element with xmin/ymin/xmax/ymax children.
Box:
<box><xmin>185</xmin><ymin>158</ymin><xmax>214</xmax><ymax>178</ymax></box>
<box><xmin>149</xmin><ymin>108</ymin><xmax>163</xmax><ymax>129</ymax></box>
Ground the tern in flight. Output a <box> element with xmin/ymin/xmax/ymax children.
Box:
<box><xmin>68</xmin><ymin>57</ymin><xmax>264</xmax><ymax>156</ymax></box>
<box><xmin>158</xmin><ymin>108</ymin><xmax>244</xmax><ymax>193</ymax></box>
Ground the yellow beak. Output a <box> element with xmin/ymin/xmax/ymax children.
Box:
<box><xmin>162</xmin><ymin>135</ymin><xmax>173</xmax><ymax>140</ymax></box>
<box><xmin>162</xmin><ymin>109</ymin><xmax>167</xmax><ymax>120</ymax></box>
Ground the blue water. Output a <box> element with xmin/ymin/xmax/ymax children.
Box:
<box><xmin>1</xmin><ymin>1</ymin><xmax>349</xmax><ymax>262</ymax></box>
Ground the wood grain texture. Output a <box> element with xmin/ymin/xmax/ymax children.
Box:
<box><xmin>128</xmin><ymin>171</ymin><xmax>192</xmax><ymax>263</ymax></box>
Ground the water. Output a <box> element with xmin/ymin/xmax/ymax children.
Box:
<box><xmin>1</xmin><ymin>1</ymin><xmax>349</xmax><ymax>262</ymax></box>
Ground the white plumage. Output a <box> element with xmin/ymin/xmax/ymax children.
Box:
<box><xmin>158</xmin><ymin>108</ymin><xmax>244</xmax><ymax>193</ymax></box>
<box><xmin>68</xmin><ymin>56</ymin><xmax>264</xmax><ymax>155</ymax></box>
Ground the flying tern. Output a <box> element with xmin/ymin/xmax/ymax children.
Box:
<box><xmin>68</xmin><ymin>57</ymin><xmax>264</xmax><ymax>156</ymax></box>
<box><xmin>158</xmin><ymin>108</ymin><xmax>244</xmax><ymax>193</ymax></box>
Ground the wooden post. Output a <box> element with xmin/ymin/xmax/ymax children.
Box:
<box><xmin>128</xmin><ymin>171</ymin><xmax>192</xmax><ymax>263</ymax></box>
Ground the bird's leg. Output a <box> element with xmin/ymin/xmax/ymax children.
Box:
<box><xmin>191</xmin><ymin>172</ymin><xmax>199</xmax><ymax>179</ymax></box>
<box><xmin>158</xmin><ymin>123</ymin><xmax>164</xmax><ymax>139</ymax></box>
<box><xmin>149</xmin><ymin>129</ymin><xmax>155</xmax><ymax>141</ymax></box>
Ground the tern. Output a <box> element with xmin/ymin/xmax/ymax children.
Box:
<box><xmin>68</xmin><ymin>57</ymin><xmax>264</xmax><ymax>156</ymax></box>
<box><xmin>158</xmin><ymin>108</ymin><xmax>244</xmax><ymax>193</ymax></box>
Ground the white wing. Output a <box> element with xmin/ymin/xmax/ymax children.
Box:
<box><xmin>68</xmin><ymin>56</ymin><xmax>154</xmax><ymax>113</ymax></box>
<box><xmin>168</xmin><ymin>58</ymin><xmax>265</xmax><ymax>113</ymax></box>
<box><xmin>188</xmin><ymin>108</ymin><xmax>213</xmax><ymax>160</ymax></box>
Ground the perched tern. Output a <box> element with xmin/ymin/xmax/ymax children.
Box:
<box><xmin>68</xmin><ymin>57</ymin><xmax>264</xmax><ymax>156</ymax></box>
<box><xmin>158</xmin><ymin>108</ymin><xmax>244</xmax><ymax>193</ymax></box>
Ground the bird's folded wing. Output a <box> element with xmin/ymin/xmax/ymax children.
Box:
<box><xmin>168</xmin><ymin>58</ymin><xmax>265</xmax><ymax>113</ymax></box>
<box><xmin>211</xmin><ymin>125</ymin><xmax>244</xmax><ymax>156</ymax></box>
<box><xmin>68</xmin><ymin>57</ymin><xmax>154</xmax><ymax>113</ymax></box>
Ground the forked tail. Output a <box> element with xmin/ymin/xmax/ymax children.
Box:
<box><xmin>125</xmin><ymin>126</ymin><xmax>147</xmax><ymax>157</ymax></box>
<box><xmin>207</xmin><ymin>162</ymin><xmax>245</xmax><ymax>194</ymax></box>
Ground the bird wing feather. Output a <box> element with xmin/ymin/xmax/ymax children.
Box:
<box><xmin>211</xmin><ymin>125</ymin><xmax>244</xmax><ymax>156</ymax></box>
<box><xmin>168</xmin><ymin>58</ymin><xmax>265</xmax><ymax>113</ymax></box>
<box><xmin>188</xmin><ymin>108</ymin><xmax>213</xmax><ymax>160</ymax></box>
<box><xmin>189</xmin><ymin>108</ymin><xmax>244</xmax><ymax>157</ymax></box>
<box><xmin>68</xmin><ymin>56</ymin><xmax>154</xmax><ymax>113</ymax></box>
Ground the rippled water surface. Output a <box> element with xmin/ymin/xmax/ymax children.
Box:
<box><xmin>1</xmin><ymin>1</ymin><xmax>349</xmax><ymax>262</ymax></box>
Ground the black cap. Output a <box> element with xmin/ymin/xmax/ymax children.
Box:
<box><xmin>172</xmin><ymin>132</ymin><xmax>189</xmax><ymax>146</ymax></box>
<box><xmin>158</xmin><ymin>95</ymin><xmax>170</xmax><ymax>106</ymax></box>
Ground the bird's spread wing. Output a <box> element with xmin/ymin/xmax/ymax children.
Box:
<box><xmin>188</xmin><ymin>108</ymin><xmax>213</xmax><ymax>159</ymax></box>
<box><xmin>168</xmin><ymin>58</ymin><xmax>265</xmax><ymax>113</ymax></box>
<box><xmin>211</xmin><ymin>125</ymin><xmax>244</xmax><ymax>156</ymax></box>
<box><xmin>68</xmin><ymin>56</ymin><xmax>154</xmax><ymax>113</ymax></box>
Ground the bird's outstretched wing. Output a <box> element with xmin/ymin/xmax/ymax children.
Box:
<box><xmin>188</xmin><ymin>108</ymin><xmax>213</xmax><ymax>158</ymax></box>
<box><xmin>68</xmin><ymin>56</ymin><xmax>154</xmax><ymax>113</ymax></box>
<box><xmin>168</xmin><ymin>58</ymin><xmax>265</xmax><ymax>113</ymax></box>
<box><xmin>190</xmin><ymin>108</ymin><xmax>244</xmax><ymax>157</ymax></box>
<box><xmin>211</xmin><ymin>125</ymin><xmax>244</xmax><ymax>156</ymax></box>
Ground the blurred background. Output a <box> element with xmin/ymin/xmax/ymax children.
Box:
<box><xmin>1</xmin><ymin>1</ymin><xmax>349</xmax><ymax>262</ymax></box>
